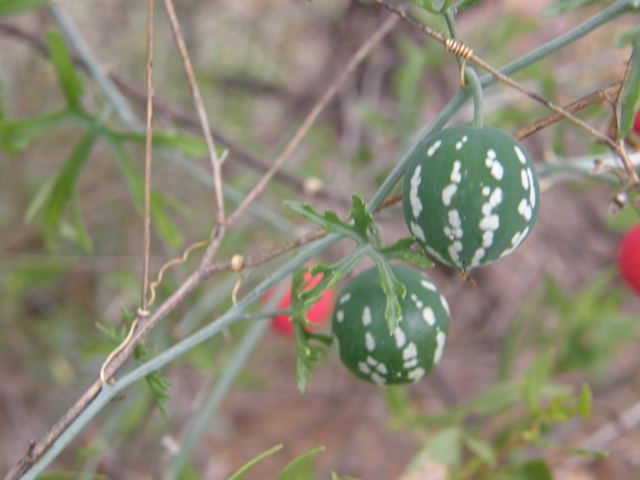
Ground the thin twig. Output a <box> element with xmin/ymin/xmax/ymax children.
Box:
<box><xmin>513</xmin><ymin>83</ymin><xmax>622</xmax><ymax>140</ymax></box>
<box><xmin>162</xmin><ymin>0</ymin><xmax>225</xmax><ymax>226</ymax></box>
<box><xmin>372</xmin><ymin>0</ymin><xmax>637</xmax><ymax>179</ymax></box>
<box><xmin>141</xmin><ymin>0</ymin><xmax>155</xmax><ymax>316</ymax></box>
<box><xmin>225</xmin><ymin>14</ymin><xmax>400</xmax><ymax>226</ymax></box>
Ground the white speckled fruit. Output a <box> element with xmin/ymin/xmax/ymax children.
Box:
<box><xmin>402</xmin><ymin>124</ymin><xmax>540</xmax><ymax>273</ymax></box>
<box><xmin>332</xmin><ymin>265</ymin><xmax>450</xmax><ymax>386</ymax></box>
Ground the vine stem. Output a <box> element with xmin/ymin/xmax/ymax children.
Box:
<box><xmin>371</xmin><ymin>0</ymin><xmax>636</xmax><ymax>178</ymax></box>
<box><xmin>225</xmin><ymin>14</ymin><xmax>400</xmax><ymax>226</ymax></box>
<box><xmin>5</xmin><ymin>3</ymin><xmax>636</xmax><ymax>479</ymax></box>
<box><xmin>162</xmin><ymin>0</ymin><xmax>225</xmax><ymax>228</ymax></box>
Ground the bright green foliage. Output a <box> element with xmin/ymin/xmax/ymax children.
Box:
<box><xmin>332</xmin><ymin>265</ymin><xmax>450</xmax><ymax>386</ymax></box>
<box><xmin>402</xmin><ymin>125</ymin><xmax>540</xmax><ymax>273</ymax></box>
<box><xmin>273</xmin><ymin>445</ymin><xmax>324</xmax><ymax>480</ymax></box>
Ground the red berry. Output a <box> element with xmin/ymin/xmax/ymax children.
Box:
<box><xmin>634</xmin><ymin>109</ymin><xmax>640</xmax><ymax>136</ymax></box>
<box><xmin>618</xmin><ymin>223</ymin><xmax>640</xmax><ymax>295</ymax></box>
<box><xmin>263</xmin><ymin>272</ymin><xmax>334</xmax><ymax>337</ymax></box>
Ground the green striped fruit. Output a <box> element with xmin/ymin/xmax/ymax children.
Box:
<box><xmin>332</xmin><ymin>265</ymin><xmax>450</xmax><ymax>386</ymax></box>
<box><xmin>402</xmin><ymin>125</ymin><xmax>540</xmax><ymax>274</ymax></box>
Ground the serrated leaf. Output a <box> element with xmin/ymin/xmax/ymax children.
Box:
<box><xmin>0</xmin><ymin>0</ymin><xmax>48</xmax><ymax>16</ymax></box>
<box><xmin>618</xmin><ymin>28</ymin><xmax>640</xmax><ymax>139</ymax></box>
<box><xmin>377</xmin><ymin>237</ymin><xmax>435</xmax><ymax>269</ymax></box>
<box><xmin>227</xmin><ymin>445</ymin><xmax>283</xmax><ymax>480</ymax></box>
<box><xmin>47</xmin><ymin>29</ymin><xmax>85</xmax><ymax>111</ymax></box>
<box><xmin>519</xmin><ymin>348</ymin><xmax>555</xmax><ymax>413</ymax></box>
<box><xmin>285</xmin><ymin>201</ymin><xmax>359</xmax><ymax>242</ymax></box>
<box><xmin>348</xmin><ymin>194</ymin><xmax>373</xmax><ymax>239</ymax></box>
<box><xmin>541</xmin><ymin>0</ymin><xmax>595</xmax><ymax>17</ymax></box>
<box><xmin>95</xmin><ymin>321</ymin><xmax>126</xmax><ymax>344</ymax></box>
<box><xmin>274</xmin><ymin>445</ymin><xmax>324</xmax><ymax>480</ymax></box>
<box><xmin>0</xmin><ymin>110</ymin><xmax>71</xmax><ymax>155</ymax></box>
<box><xmin>45</xmin><ymin>130</ymin><xmax>98</xmax><ymax>229</ymax></box>
<box><xmin>371</xmin><ymin>253</ymin><xmax>405</xmax><ymax>334</ymax></box>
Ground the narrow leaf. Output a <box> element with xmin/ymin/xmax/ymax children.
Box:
<box><xmin>519</xmin><ymin>348</ymin><xmax>555</xmax><ymax>412</ymax></box>
<box><xmin>227</xmin><ymin>444</ymin><xmax>283</xmax><ymax>480</ymax></box>
<box><xmin>0</xmin><ymin>110</ymin><xmax>71</xmax><ymax>155</ymax></box>
<box><xmin>71</xmin><ymin>189</ymin><xmax>93</xmax><ymax>254</ymax></box>
<box><xmin>0</xmin><ymin>0</ymin><xmax>48</xmax><ymax>16</ymax></box>
<box><xmin>618</xmin><ymin>28</ymin><xmax>640</xmax><ymax>139</ymax></box>
<box><xmin>25</xmin><ymin>176</ymin><xmax>56</xmax><ymax>223</ymax></box>
<box><xmin>378</xmin><ymin>237</ymin><xmax>435</xmax><ymax>269</ymax></box>
<box><xmin>541</xmin><ymin>0</ymin><xmax>595</xmax><ymax>17</ymax></box>
<box><xmin>47</xmin><ymin>29</ymin><xmax>85</xmax><ymax>110</ymax></box>
<box><xmin>274</xmin><ymin>445</ymin><xmax>325</xmax><ymax>480</ymax></box>
<box><xmin>463</xmin><ymin>433</ymin><xmax>497</xmax><ymax>467</ymax></box>
<box><xmin>371</xmin><ymin>253</ymin><xmax>405</xmax><ymax>334</ymax></box>
<box><xmin>576</xmin><ymin>382</ymin><xmax>592</xmax><ymax>420</ymax></box>
<box><xmin>285</xmin><ymin>201</ymin><xmax>360</xmax><ymax>242</ymax></box>
<box><xmin>426</xmin><ymin>427</ymin><xmax>463</xmax><ymax>466</ymax></box>
<box><xmin>45</xmin><ymin>130</ymin><xmax>98</xmax><ymax>228</ymax></box>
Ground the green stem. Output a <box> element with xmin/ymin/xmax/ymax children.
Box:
<box><xmin>465</xmin><ymin>67</ymin><xmax>484</xmax><ymax>129</ymax></box>
<box><xmin>367</xmin><ymin>0</ymin><xmax>634</xmax><ymax>213</ymax></box>
<box><xmin>163</xmin><ymin>321</ymin><xmax>271</xmax><ymax>480</ymax></box>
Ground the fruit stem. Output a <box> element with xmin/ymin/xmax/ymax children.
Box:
<box><xmin>465</xmin><ymin>67</ymin><xmax>484</xmax><ymax>129</ymax></box>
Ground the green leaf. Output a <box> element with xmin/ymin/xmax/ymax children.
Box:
<box><xmin>71</xmin><ymin>189</ymin><xmax>93</xmax><ymax>254</ymax></box>
<box><xmin>0</xmin><ymin>110</ymin><xmax>72</xmax><ymax>155</ymax></box>
<box><xmin>426</xmin><ymin>427</ymin><xmax>463</xmax><ymax>466</ymax></box>
<box><xmin>618</xmin><ymin>27</ymin><xmax>640</xmax><ymax>139</ymax></box>
<box><xmin>519</xmin><ymin>348</ymin><xmax>555</xmax><ymax>413</ymax></box>
<box><xmin>576</xmin><ymin>383</ymin><xmax>592</xmax><ymax>420</ymax></box>
<box><xmin>348</xmin><ymin>194</ymin><xmax>373</xmax><ymax>239</ymax></box>
<box><xmin>45</xmin><ymin>130</ymin><xmax>98</xmax><ymax>230</ymax></box>
<box><xmin>106</xmin><ymin>136</ymin><xmax>184</xmax><ymax>249</ymax></box>
<box><xmin>494</xmin><ymin>460</ymin><xmax>553</xmax><ymax>480</ymax></box>
<box><xmin>370</xmin><ymin>252</ymin><xmax>405</xmax><ymax>334</ymax></box>
<box><xmin>0</xmin><ymin>0</ymin><xmax>48</xmax><ymax>16</ymax></box>
<box><xmin>409</xmin><ymin>0</ymin><xmax>454</xmax><ymax>14</ymax></box>
<box><xmin>24</xmin><ymin>176</ymin><xmax>56</xmax><ymax>224</ymax></box>
<box><xmin>47</xmin><ymin>29</ymin><xmax>85</xmax><ymax>111</ymax></box>
<box><xmin>273</xmin><ymin>445</ymin><xmax>324</xmax><ymax>480</ymax></box>
<box><xmin>377</xmin><ymin>237</ymin><xmax>435</xmax><ymax>269</ymax></box>
<box><xmin>462</xmin><ymin>433</ymin><xmax>497</xmax><ymax>467</ymax></box>
<box><xmin>541</xmin><ymin>0</ymin><xmax>596</xmax><ymax>17</ymax></box>
<box><xmin>115</xmin><ymin>130</ymin><xmax>210</xmax><ymax>158</ymax></box>
<box><xmin>285</xmin><ymin>201</ymin><xmax>361</xmax><ymax>243</ymax></box>
<box><xmin>452</xmin><ymin>0</ymin><xmax>489</xmax><ymax>11</ymax></box>
<box><xmin>227</xmin><ymin>444</ymin><xmax>283</xmax><ymax>480</ymax></box>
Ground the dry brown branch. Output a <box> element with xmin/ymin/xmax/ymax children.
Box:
<box><xmin>141</xmin><ymin>0</ymin><xmax>155</xmax><ymax>316</ymax></box>
<box><xmin>225</xmin><ymin>14</ymin><xmax>400</xmax><ymax>226</ymax></box>
<box><xmin>372</xmin><ymin>0</ymin><xmax>639</xmax><ymax>188</ymax></box>
<box><xmin>162</xmin><ymin>0</ymin><xmax>225</xmax><ymax>226</ymax></box>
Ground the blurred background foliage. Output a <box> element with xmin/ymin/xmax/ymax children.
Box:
<box><xmin>1</xmin><ymin>0</ymin><xmax>640</xmax><ymax>479</ymax></box>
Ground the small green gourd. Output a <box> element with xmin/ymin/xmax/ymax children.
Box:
<box><xmin>402</xmin><ymin>125</ymin><xmax>540</xmax><ymax>274</ymax></box>
<box><xmin>332</xmin><ymin>265</ymin><xmax>450</xmax><ymax>386</ymax></box>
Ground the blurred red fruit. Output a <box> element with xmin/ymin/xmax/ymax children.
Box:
<box><xmin>618</xmin><ymin>223</ymin><xmax>640</xmax><ymax>295</ymax></box>
<box><xmin>633</xmin><ymin>109</ymin><xmax>640</xmax><ymax>136</ymax></box>
<box><xmin>263</xmin><ymin>272</ymin><xmax>334</xmax><ymax>337</ymax></box>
